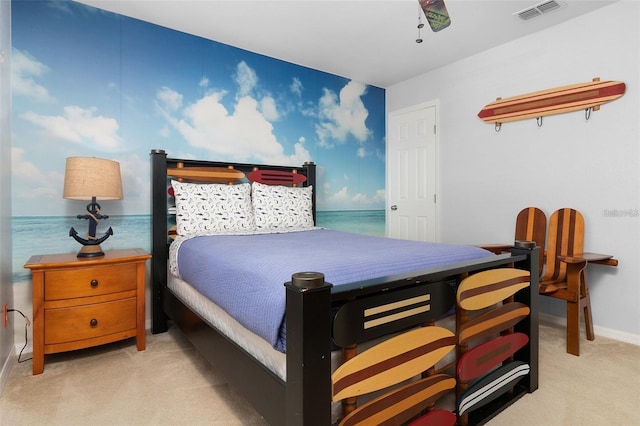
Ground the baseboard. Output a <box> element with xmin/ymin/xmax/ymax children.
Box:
<box><xmin>0</xmin><ymin>350</ymin><xmax>16</xmax><ymax>397</ymax></box>
<box><xmin>539</xmin><ymin>312</ymin><xmax>640</xmax><ymax>346</ymax></box>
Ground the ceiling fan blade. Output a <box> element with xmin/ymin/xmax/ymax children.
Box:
<box><xmin>419</xmin><ymin>0</ymin><xmax>451</xmax><ymax>32</ymax></box>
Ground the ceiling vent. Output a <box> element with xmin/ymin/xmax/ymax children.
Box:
<box><xmin>514</xmin><ymin>0</ymin><xmax>564</xmax><ymax>21</ymax></box>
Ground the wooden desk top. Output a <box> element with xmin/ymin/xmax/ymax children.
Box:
<box><xmin>558</xmin><ymin>252</ymin><xmax>618</xmax><ymax>267</ymax></box>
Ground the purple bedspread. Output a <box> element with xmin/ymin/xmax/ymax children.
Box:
<box><xmin>175</xmin><ymin>229</ymin><xmax>493</xmax><ymax>351</ymax></box>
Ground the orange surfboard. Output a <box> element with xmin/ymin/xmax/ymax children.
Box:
<box><xmin>340</xmin><ymin>375</ymin><xmax>455</xmax><ymax>426</ymax></box>
<box><xmin>332</xmin><ymin>326</ymin><xmax>455</xmax><ymax>401</ymax></box>
<box><xmin>457</xmin><ymin>269</ymin><xmax>530</xmax><ymax>311</ymax></box>
<box><xmin>458</xmin><ymin>302</ymin><xmax>530</xmax><ymax>345</ymax></box>
<box><xmin>167</xmin><ymin>166</ymin><xmax>245</xmax><ymax>183</ymax></box>
<box><xmin>478</xmin><ymin>79</ymin><xmax>625</xmax><ymax>124</ymax></box>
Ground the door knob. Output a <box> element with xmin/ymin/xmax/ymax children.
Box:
<box><xmin>390</xmin><ymin>205</ymin><xmax>398</xmax><ymax>211</ymax></box>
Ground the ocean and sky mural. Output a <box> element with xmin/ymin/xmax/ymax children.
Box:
<box><xmin>11</xmin><ymin>0</ymin><xmax>386</xmax><ymax>289</ymax></box>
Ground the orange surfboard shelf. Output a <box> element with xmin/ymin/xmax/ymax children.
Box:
<box><xmin>478</xmin><ymin>78</ymin><xmax>625</xmax><ymax>124</ymax></box>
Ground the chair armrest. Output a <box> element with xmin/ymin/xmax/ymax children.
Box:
<box><xmin>558</xmin><ymin>252</ymin><xmax>618</xmax><ymax>267</ymax></box>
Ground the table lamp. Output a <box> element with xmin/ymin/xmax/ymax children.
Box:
<box><xmin>63</xmin><ymin>157</ymin><xmax>123</xmax><ymax>258</ymax></box>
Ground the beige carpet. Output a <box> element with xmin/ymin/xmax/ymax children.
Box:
<box><xmin>1</xmin><ymin>322</ymin><xmax>639</xmax><ymax>425</ymax></box>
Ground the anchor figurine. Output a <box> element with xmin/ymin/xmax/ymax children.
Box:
<box><xmin>69</xmin><ymin>196</ymin><xmax>114</xmax><ymax>258</ymax></box>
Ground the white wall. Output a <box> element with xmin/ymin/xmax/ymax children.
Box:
<box><xmin>387</xmin><ymin>1</ymin><xmax>640</xmax><ymax>341</ymax></box>
<box><xmin>0</xmin><ymin>0</ymin><xmax>14</xmax><ymax>394</ymax></box>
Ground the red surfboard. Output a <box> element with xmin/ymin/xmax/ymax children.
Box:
<box><xmin>457</xmin><ymin>332</ymin><xmax>529</xmax><ymax>382</ymax></box>
<box><xmin>248</xmin><ymin>169</ymin><xmax>307</xmax><ymax>185</ymax></box>
<box><xmin>408</xmin><ymin>409</ymin><xmax>456</xmax><ymax>426</ymax></box>
<box><xmin>478</xmin><ymin>79</ymin><xmax>625</xmax><ymax>124</ymax></box>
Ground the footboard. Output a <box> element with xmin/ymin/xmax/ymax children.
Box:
<box><xmin>286</xmin><ymin>248</ymin><xmax>538</xmax><ymax>426</ymax></box>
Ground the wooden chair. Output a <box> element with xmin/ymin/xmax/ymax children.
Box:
<box><xmin>480</xmin><ymin>207</ymin><xmax>547</xmax><ymax>277</ymax></box>
<box><xmin>538</xmin><ymin>208</ymin><xmax>618</xmax><ymax>356</ymax></box>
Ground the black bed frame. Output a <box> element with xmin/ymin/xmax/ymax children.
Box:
<box><xmin>150</xmin><ymin>149</ymin><xmax>539</xmax><ymax>426</ymax></box>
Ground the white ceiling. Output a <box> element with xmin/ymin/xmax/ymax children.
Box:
<box><xmin>74</xmin><ymin>0</ymin><xmax>617</xmax><ymax>88</ymax></box>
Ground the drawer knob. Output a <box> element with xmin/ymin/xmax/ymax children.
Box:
<box><xmin>90</xmin><ymin>279</ymin><xmax>99</xmax><ymax>288</ymax></box>
<box><xmin>90</xmin><ymin>318</ymin><xmax>98</xmax><ymax>327</ymax></box>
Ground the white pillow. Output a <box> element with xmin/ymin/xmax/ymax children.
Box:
<box><xmin>172</xmin><ymin>180</ymin><xmax>255</xmax><ymax>236</ymax></box>
<box><xmin>251</xmin><ymin>181</ymin><xmax>314</xmax><ymax>231</ymax></box>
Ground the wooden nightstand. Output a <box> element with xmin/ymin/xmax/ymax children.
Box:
<box><xmin>24</xmin><ymin>248</ymin><xmax>151</xmax><ymax>375</ymax></box>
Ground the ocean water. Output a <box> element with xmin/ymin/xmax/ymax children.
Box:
<box><xmin>316</xmin><ymin>210</ymin><xmax>385</xmax><ymax>237</ymax></box>
<box><xmin>12</xmin><ymin>210</ymin><xmax>385</xmax><ymax>283</ymax></box>
<box><xmin>12</xmin><ymin>215</ymin><xmax>151</xmax><ymax>283</ymax></box>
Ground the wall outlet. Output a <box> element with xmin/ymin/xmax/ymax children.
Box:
<box><xmin>2</xmin><ymin>304</ymin><xmax>7</xmax><ymax>327</ymax></box>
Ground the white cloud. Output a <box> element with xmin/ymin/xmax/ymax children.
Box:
<box><xmin>11</xmin><ymin>49</ymin><xmax>55</xmax><ymax>103</ymax></box>
<box><xmin>159</xmin><ymin>90</ymin><xmax>309</xmax><ymax>165</ymax></box>
<box><xmin>290</xmin><ymin>77</ymin><xmax>303</xmax><ymax>96</ymax></box>
<box><xmin>11</xmin><ymin>147</ymin><xmax>61</xmax><ymax>199</ymax></box>
<box><xmin>260</xmin><ymin>95</ymin><xmax>279</xmax><ymax>121</ymax></box>
<box><xmin>322</xmin><ymin>185</ymin><xmax>385</xmax><ymax>210</ymax></box>
<box><xmin>21</xmin><ymin>105</ymin><xmax>124</xmax><ymax>152</ymax></box>
<box><xmin>157</xmin><ymin>86</ymin><xmax>183</xmax><ymax>112</ymax></box>
<box><xmin>199</xmin><ymin>76</ymin><xmax>209</xmax><ymax>88</ymax></box>
<box><xmin>235</xmin><ymin>61</ymin><xmax>258</xmax><ymax>97</ymax></box>
<box><xmin>316</xmin><ymin>80</ymin><xmax>370</xmax><ymax>147</ymax></box>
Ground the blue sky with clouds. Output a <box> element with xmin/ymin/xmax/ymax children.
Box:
<box><xmin>11</xmin><ymin>0</ymin><xmax>386</xmax><ymax>216</ymax></box>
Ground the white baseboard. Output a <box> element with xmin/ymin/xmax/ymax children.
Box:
<box><xmin>539</xmin><ymin>312</ymin><xmax>640</xmax><ymax>346</ymax></box>
<box><xmin>0</xmin><ymin>351</ymin><xmax>16</xmax><ymax>397</ymax></box>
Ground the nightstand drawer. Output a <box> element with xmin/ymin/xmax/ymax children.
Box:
<box><xmin>44</xmin><ymin>298</ymin><xmax>137</xmax><ymax>344</ymax></box>
<box><xmin>45</xmin><ymin>263</ymin><xmax>137</xmax><ymax>300</ymax></box>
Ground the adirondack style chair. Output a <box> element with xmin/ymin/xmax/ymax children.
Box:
<box><xmin>538</xmin><ymin>208</ymin><xmax>618</xmax><ymax>356</ymax></box>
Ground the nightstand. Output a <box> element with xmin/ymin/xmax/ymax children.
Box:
<box><xmin>24</xmin><ymin>248</ymin><xmax>151</xmax><ymax>375</ymax></box>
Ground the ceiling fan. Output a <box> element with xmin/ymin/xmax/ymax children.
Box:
<box><xmin>419</xmin><ymin>0</ymin><xmax>451</xmax><ymax>32</ymax></box>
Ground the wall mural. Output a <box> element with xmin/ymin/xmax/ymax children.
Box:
<box><xmin>10</xmin><ymin>0</ymin><xmax>386</xmax><ymax>302</ymax></box>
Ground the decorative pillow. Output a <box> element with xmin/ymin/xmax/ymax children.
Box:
<box><xmin>251</xmin><ymin>181</ymin><xmax>314</xmax><ymax>231</ymax></box>
<box><xmin>172</xmin><ymin>180</ymin><xmax>255</xmax><ymax>236</ymax></box>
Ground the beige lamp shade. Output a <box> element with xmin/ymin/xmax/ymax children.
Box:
<box><xmin>63</xmin><ymin>157</ymin><xmax>123</xmax><ymax>201</ymax></box>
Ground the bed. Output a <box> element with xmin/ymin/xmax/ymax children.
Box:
<box><xmin>150</xmin><ymin>149</ymin><xmax>539</xmax><ymax>425</ymax></box>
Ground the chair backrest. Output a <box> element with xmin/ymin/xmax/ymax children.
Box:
<box><xmin>514</xmin><ymin>207</ymin><xmax>547</xmax><ymax>276</ymax></box>
<box><xmin>541</xmin><ymin>208</ymin><xmax>584</xmax><ymax>283</ymax></box>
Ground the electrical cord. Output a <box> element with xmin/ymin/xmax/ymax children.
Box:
<box><xmin>7</xmin><ymin>309</ymin><xmax>32</xmax><ymax>363</ymax></box>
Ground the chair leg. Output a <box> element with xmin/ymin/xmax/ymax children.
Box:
<box><xmin>581</xmin><ymin>269</ymin><xmax>595</xmax><ymax>341</ymax></box>
<box><xmin>566</xmin><ymin>300</ymin><xmax>580</xmax><ymax>356</ymax></box>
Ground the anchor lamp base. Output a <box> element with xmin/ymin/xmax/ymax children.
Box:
<box><xmin>77</xmin><ymin>243</ymin><xmax>105</xmax><ymax>258</ymax></box>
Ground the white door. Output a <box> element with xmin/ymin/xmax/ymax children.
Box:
<box><xmin>387</xmin><ymin>102</ymin><xmax>438</xmax><ymax>241</ymax></box>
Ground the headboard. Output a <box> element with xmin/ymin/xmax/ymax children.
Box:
<box><xmin>149</xmin><ymin>149</ymin><xmax>317</xmax><ymax>332</ymax></box>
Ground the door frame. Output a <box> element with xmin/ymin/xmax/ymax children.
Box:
<box><xmin>386</xmin><ymin>99</ymin><xmax>441</xmax><ymax>242</ymax></box>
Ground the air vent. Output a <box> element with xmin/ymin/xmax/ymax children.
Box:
<box><xmin>514</xmin><ymin>0</ymin><xmax>564</xmax><ymax>21</ymax></box>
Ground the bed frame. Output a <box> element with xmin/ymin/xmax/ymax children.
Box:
<box><xmin>150</xmin><ymin>149</ymin><xmax>539</xmax><ymax>425</ymax></box>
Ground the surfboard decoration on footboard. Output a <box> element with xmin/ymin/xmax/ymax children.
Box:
<box><xmin>458</xmin><ymin>361</ymin><xmax>530</xmax><ymax>416</ymax></box>
<box><xmin>478</xmin><ymin>78</ymin><xmax>625</xmax><ymax>126</ymax></box>
<box><xmin>340</xmin><ymin>375</ymin><xmax>456</xmax><ymax>426</ymax></box>
<box><xmin>332</xmin><ymin>326</ymin><xmax>455</xmax><ymax>401</ymax></box>
<box><xmin>457</xmin><ymin>302</ymin><xmax>530</xmax><ymax>345</ymax></box>
<box><xmin>407</xmin><ymin>409</ymin><xmax>457</xmax><ymax>426</ymax></box>
<box><xmin>457</xmin><ymin>332</ymin><xmax>529</xmax><ymax>383</ymax></box>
